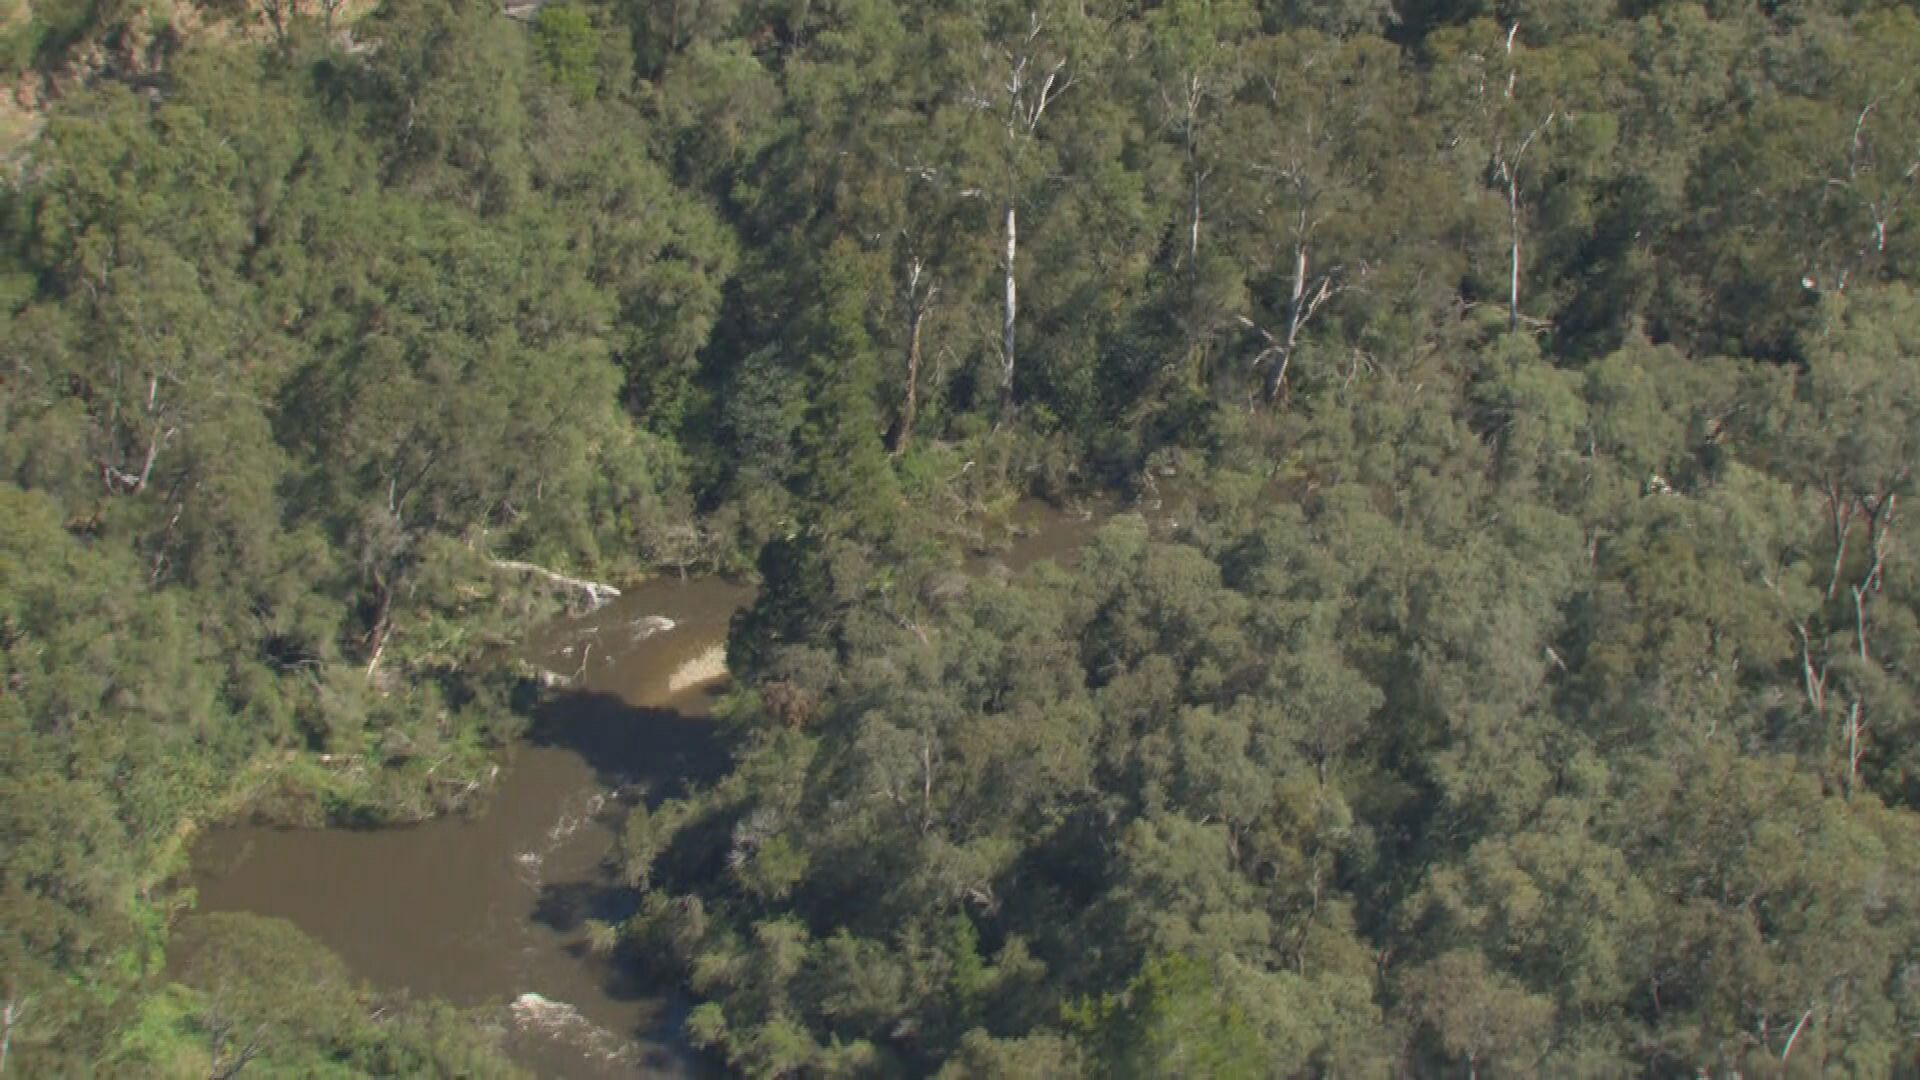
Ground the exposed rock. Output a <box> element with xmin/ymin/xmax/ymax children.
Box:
<box><xmin>629</xmin><ymin>615</ymin><xmax>675</xmax><ymax>643</ymax></box>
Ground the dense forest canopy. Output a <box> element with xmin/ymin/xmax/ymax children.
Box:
<box><xmin>5</xmin><ymin>0</ymin><xmax>1920</xmax><ymax>1074</ymax></box>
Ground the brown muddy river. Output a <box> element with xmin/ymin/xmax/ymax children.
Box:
<box><xmin>185</xmin><ymin>502</ymin><xmax>1108</xmax><ymax>1078</ymax></box>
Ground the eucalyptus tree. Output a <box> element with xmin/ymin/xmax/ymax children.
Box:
<box><xmin>1748</xmin><ymin>287</ymin><xmax>1920</xmax><ymax>796</ymax></box>
<box><xmin>358</xmin><ymin>0</ymin><xmax>535</xmax><ymax>213</ymax></box>
<box><xmin>1680</xmin><ymin>9</ymin><xmax>1920</xmax><ymax>356</ymax></box>
<box><xmin>920</xmin><ymin>0</ymin><xmax>1111</xmax><ymax>413</ymax></box>
<box><xmin>1763</xmin><ymin>9</ymin><xmax>1920</xmax><ymax>291</ymax></box>
<box><xmin>756</xmin><ymin>0</ymin><xmax>970</xmax><ymax>454</ymax></box>
<box><xmin>1128</xmin><ymin>0</ymin><xmax>1258</xmax><ymax>385</ymax></box>
<box><xmin>624</xmin><ymin>0</ymin><xmax>749</xmax><ymax>75</ymax></box>
<box><xmin>1430</xmin><ymin>21</ymin><xmax>1567</xmax><ymax>335</ymax></box>
<box><xmin>1143</xmin><ymin>0</ymin><xmax>1258</xmax><ymax>272</ymax></box>
<box><xmin>274</xmin><ymin>196</ymin><xmax>637</xmax><ymax>675</ymax></box>
<box><xmin>1220</xmin><ymin>30</ymin><xmax>1404</xmax><ymax>401</ymax></box>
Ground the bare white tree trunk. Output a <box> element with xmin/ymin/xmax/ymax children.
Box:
<box><xmin>1827</xmin><ymin>484</ymin><xmax>1858</xmax><ymax>600</ymax></box>
<box><xmin>1271</xmin><ymin>246</ymin><xmax>1311</xmax><ymax>401</ymax></box>
<box><xmin>1780</xmin><ymin>1007</ymin><xmax>1815</xmax><ymax>1064</ymax></box>
<box><xmin>1845</xmin><ymin>698</ymin><xmax>1864</xmax><ymax>793</ymax></box>
<box><xmin>1001</xmin><ymin>201</ymin><xmax>1018</xmax><ymax>408</ymax></box>
<box><xmin>363</xmin><ymin>579</ymin><xmax>394</xmax><ymax>681</ymax></box>
<box><xmin>1838</xmin><ymin>99</ymin><xmax>1919</xmax><ymax>281</ymax></box>
<box><xmin>1848</xmin><ymin>576</ymin><xmax>1873</xmax><ymax>795</ymax></box>
<box><xmin>902</xmin><ymin>303</ymin><xmax>928</xmax><ymax>446</ymax></box>
<box><xmin>102</xmin><ymin>374</ymin><xmax>174</xmax><ymax>496</ymax></box>
<box><xmin>3</xmin><ymin>987</ymin><xmax>26</xmax><ymax>1077</ymax></box>
<box><xmin>1793</xmin><ymin>619</ymin><xmax>1829</xmax><ymax>714</ymax></box>
<box><xmin>1189</xmin><ymin>175</ymin><xmax>1203</xmax><ymax>266</ymax></box>
<box><xmin>1248</xmin><ymin>237</ymin><xmax>1336</xmax><ymax>404</ymax></box>
<box><xmin>975</xmin><ymin>17</ymin><xmax>1071</xmax><ymax>416</ymax></box>
<box><xmin>1507</xmin><ymin>170</ymin><xmax>1522</xmax><ymax>334</ymax></box>
<box><xmin>1185</xmin><ymin>74</ymin><xmax>1204</xmax><ymax>267</ymax></box>
<box><xmin>102</xmin><ymin>429</ymin><xmax>169</xmax><ymax>495</ymax></box>
<box><xmin>920</xmin><ymin>734</ymin><xmax>937</xmax><ymax>834</ymax></box>
<box><xmin>1844</xmin><ymin>492</ymin><xmax>1896</xmax><ymax>792</ymax></box>
<box><xmin>1489</xmin><ymin>106</ymin><xmax>1553</xmax><ymax>335</ymax></box>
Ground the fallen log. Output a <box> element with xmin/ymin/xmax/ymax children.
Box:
<box><xmin>489</xmin><ymin>558</ymin><xmax>621</xmax><ymax>611</ymax></box>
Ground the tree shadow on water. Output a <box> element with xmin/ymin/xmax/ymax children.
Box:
<box><xmin>530</xmin><ymin>876</ymin><xmax>713</xmax><ymax>1071</ymax></box>
<box><xmin>526</xmin><ymin>689</ymin><xmax>731</xmax><ymax>800</ymax></box>
<box><xmin>521</xmin><ymin>690</ymin><xmax>730</xmax><ymax>1070</ymax></box>
<box><xmin>531</xmin><ymin>878</ymin><xmax>641</xmax><ymax>936</ymax></box>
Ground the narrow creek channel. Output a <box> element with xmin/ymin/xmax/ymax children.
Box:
<box><xmin>184</xmin><ymin>501</ymin><xmax>1110</xmax><ymax>1078</ymax></box>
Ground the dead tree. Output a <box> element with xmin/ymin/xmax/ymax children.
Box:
<box><xmin>1241</xmin><ymin>241</ymin><xmax>1344</xmax><ymax>403</ymax></box>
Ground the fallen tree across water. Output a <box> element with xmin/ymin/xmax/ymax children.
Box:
<box><xmin>488</xmin><ymin>558</ymin><xmax>622</xmax><ymax>611</ymax></box>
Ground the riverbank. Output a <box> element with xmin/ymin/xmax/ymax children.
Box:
<box><xmin>179</xmin><ymin>499</ymin><xmax>1118</xmax><ymax>1078</ymax></box>
<box><xmin>185</xmin><ymin>574</ymin><xmax>755</xmax><ymax>1079</ymax></box>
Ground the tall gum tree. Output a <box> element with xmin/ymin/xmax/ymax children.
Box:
<box><xmin>1222</xmin><ymin>32</ymin><xmax>1401</xmax><ymax>402</ymax></box>
<box><xmin>1762</xmin><ymin>287</ymin><xmax>1920</xmax><ymax>795</ymax></box>
<box><xmin>277</xmin><ymin>198</ymin><xmax>629</xmax><ymax>678</ymax></box>
<box><xmin>1672</xmin><ymin>12</ymin><xmax>1919</xmax><ymax>355</ymax></box>
<box><xmin>1782</xmin><ymin>11</ymin><xmax>1920</xmax><ymax>293</ymax></box>
<box><xmin>1430</xmin><ymin>21</ymin><xmax>1568</xmax><ymax>336</ymax></box>
<box><xmin>1142</xmin><ymin>0</ymin><xmax>1256</xmax><ymax>273</ymax></box>
<box><xmin>781</xmin><ymin>1</ymin><xmax>972</xmax><ymax>455</ymax></box>
<box><xmin>1137</xmin><ymin>0</ymin><xmax>1257</xmax><ymax>380</ymax></box>
<box><xmin>924</xmin><ymin>0</ymin><xmax>1104</xmax><ymax>415</ymax></box>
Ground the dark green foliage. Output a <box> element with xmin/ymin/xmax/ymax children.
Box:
<box><xmin>0</xmin><ymin>11</ymin><xmax>712</xmax><ymax>1067</ymax></box>
<box><xmin>9</xmin><ymin>0</ymin><xmax>1920</xmax><ymax>1075</ymax></box>
<box><xmin>646</xmin><ymin>299</ymin><xmax>1920</xmax><ymax>1074</ymax></box>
